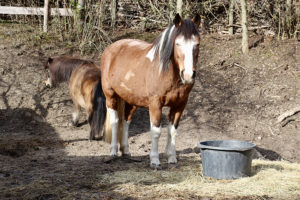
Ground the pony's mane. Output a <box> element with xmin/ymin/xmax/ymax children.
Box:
<box><xmin>146</xmin><ymin>20</ymin><xmax>199</xmax><ymax>73</ymax></box>
<box><xmin>46</xmin><ymin>56</ymin><xmax>94</xmax><ymax>84</ymax></box>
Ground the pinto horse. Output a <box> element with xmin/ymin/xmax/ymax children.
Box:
<box><xmin>99</xmin><ymin>14</ymin><xmax>201</xmax><ymax>169</ymax></box>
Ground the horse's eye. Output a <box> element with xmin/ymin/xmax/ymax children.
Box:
<box><xmin>175</xmin><ymin>43</ymin><xmax>180</xmax><ymax>46</ymax></box>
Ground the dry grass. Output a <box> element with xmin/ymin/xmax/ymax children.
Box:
<box><xmin>99</xmin><ymin>157</ymin><xmax>300</xmax><ymax>199</ymax></box>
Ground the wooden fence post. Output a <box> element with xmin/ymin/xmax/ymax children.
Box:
<box><xmin>43</xmin><ymin>0</ymin><xmax>49</xmax><ymax>32</ymax></box>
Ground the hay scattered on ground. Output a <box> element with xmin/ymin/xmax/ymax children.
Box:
<box><xmin>99</xmin><ymin>157</ymin><xmax>300</xmax><ymax>199</ymax></box>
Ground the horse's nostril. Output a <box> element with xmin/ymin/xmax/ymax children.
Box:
<box><xmin>192</xmin><ymin>71</ymin><xmax>196</xmax><ymax>79</ymax></box>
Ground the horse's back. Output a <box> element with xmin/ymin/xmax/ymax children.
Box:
<box><xmin>69</xmin><ymin>63</ymin><xmax>100</xmax><ymax>111</ymax></box>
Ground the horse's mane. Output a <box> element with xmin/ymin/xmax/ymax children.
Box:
<box><xmin>147</xmin><ymin>20</ymin><xmax>199</xmax><ymax>73</ymax></box>
<box><xmin>46</xmin><ymin>56</ymin><xmax>94</xmax><ymax>84</ymax></box>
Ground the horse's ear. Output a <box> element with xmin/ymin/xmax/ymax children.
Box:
<box><xmin>173</xmin><ymin>13</ymin><xmax>182</xmax><ymax>27</ymax></box>
<box><xmin>45</xmin><ymin>57</ymin><xmax>53</xmax><ymax>69</ymax></box>
<box><xmin>192</xmin><ymin>14</ymin><xmax>201</xmax><ymax>28</ymax></box>
<box><xmin>48</xmin><ymin>57</ymin><xmax>53</xmax><ymax>64</ymax></box>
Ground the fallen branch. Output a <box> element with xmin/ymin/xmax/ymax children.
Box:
<box><xmin>277</xmin><ymin>106</ymin><xmax>300</xmax><ymax>123</ymax></box>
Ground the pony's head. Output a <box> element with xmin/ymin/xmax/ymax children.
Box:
<box><xmin>146</xmin><ymin>14</ymin><xmax>201</xmax><ymax>84</ymax></box>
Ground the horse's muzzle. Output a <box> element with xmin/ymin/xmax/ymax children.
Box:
<box><xmin>180</xmin><ymin>70</ymin><xmax>196</xmax><ymax>84</ymax></box>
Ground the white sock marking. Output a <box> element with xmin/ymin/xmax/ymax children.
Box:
<box><xmin>150</xmin><ymin>123</ymin><xmax>162</xmax><ymax>166</ymax></box>
<box><xmin>108</xmin><ymin>108</ymin><xmax>119</xmax><ymax>156</ymax></box>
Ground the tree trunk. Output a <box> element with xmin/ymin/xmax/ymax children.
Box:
<box><xmin>111</xmin><ymin>0</ymin><xmax>117</xmax><ymax>28</ymax></box>
<box><xmin>99</xmin><ymin>0</ymin><xmax>106</xmax><ymax>27</ymax></box>
<box><xmin>169</xmin><ymin>0</ymin><xmax>174</xmax><ymax>24</ymax></box>
<box><xmin>43</xmin><ymin>0</ymin><xmax>49</xmax><ymax>32</ymax></box>
<box><xmin>77</xmin><ymin>0</ymin><xmax>85</xmax><ymax>27</ymax></box>
<box><xmin>176</xmin><ymin>0</ymin><xmax>183</xmax><ymax>16</ymax></box>
<box><xmin>241</xmin><ymin>0</ymin><xmax>249</xmax><ymax>54</ymax></box>
<box><xmin>229</xmin><ymin>0</ymin><xmax>235</xmax><ymax>35</ymax></box>
<box><xmin>286</xmin><ymin>0</ymin><xmax>293</xmax><ymax>38</ymax></box>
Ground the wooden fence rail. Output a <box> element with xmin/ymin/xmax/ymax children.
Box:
<box><xmin>0</xmin><ymin>6</ymin><xmax>73</xmax><ymax>16</ymax></box>
<box><xmin>0</xmin><ymin>6</ymin><xmax>73</xmax><ymax>32</ymax></box>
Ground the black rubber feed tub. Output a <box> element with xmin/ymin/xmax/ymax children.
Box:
<box><xmin>198</xmin><ymin>140</ymin><xmax>256</xmax><ymax>179</ymax></box>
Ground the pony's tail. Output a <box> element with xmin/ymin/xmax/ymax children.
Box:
<box><xmin>89</xmin><ymin>79</ymin><xmax>107</xmax><ymax>140</ymax></box>
<box><xmin>104</xmin><ymin>98</ymin><xmax>124</xmax><ymax>145</ymax></box>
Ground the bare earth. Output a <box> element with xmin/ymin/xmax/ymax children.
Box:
<box><xmin>0</xmin><ymin>24</ymin><xmax>299</xmax><ymax>199</ymax></box>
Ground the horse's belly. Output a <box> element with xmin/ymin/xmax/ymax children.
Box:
<box><xmin>114</xmin><ymin>84</ymin><xmax>149</xmax><ymax>107</ymax></box>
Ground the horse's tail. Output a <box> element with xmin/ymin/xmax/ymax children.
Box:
<box><xmin>89</xmin><ymin>78</ymin><xmax>107</xmax><ymax>140</ymax></box>
<box><xmin>104</xmin><ymin>98</ymin><xmax>124</xmax><ymax>145</ymax></box>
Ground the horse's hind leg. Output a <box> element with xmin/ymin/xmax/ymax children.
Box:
<box><xmin>120</xmin><ymin>103</ymin><xmax>137</xmax><ymax>157</ymax></box>
<box><xmin>72</xmin><ymin>103</ymin><xmax>80</xmax><ymax>127</ymax></box>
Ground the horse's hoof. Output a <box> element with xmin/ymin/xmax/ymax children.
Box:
<box><xmin>167</xmin><ymin>163</ymin><xmax>178</xmax><ymax>169</ymax></box>
<box><xmin>110</xmin><ymin>152</ymin><xmax>118</xmax><ymax>158</ymax></box>
<box><xmin>71</xmin><ymin>121</ymin><xmax>78</xmax><ymax>127</ymax></box>
<box><xmin>150</xmin><ymin>163</ymin><xmax>162</xmax><ymax>170</ymax></box>
<box><xmin>122</xmin><ymin>152</ymin><xmax>131</xmax><ymax>158</ymax></box>
<box><xmin>167</xmin><ymin>156</ymin><xmax>177</xmax><ymax>164</ymax></box>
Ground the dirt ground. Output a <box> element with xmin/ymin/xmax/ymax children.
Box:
<box><xmin>0</xmin><ymin>23</ymin><xmax>299</xmax><ymax>199</ymax></box>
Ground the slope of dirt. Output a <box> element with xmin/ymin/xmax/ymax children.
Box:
<box><xmin>0</xmin><ymin>24</ymin><xmax>299</xmax><ymax>199</ymax></box>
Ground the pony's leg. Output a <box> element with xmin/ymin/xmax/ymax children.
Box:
<box><xmin>120</xmin><ymin>104</ymin><xmax>137</xmax><ymax>156</ymax></box>
<box><xmin>149</xmin><ymin>104</ymin><xmax>162</xmax><ymax>169</ymax></box>
<box><xmin>72</xmin><ymin>103</ymin><xmax>80</xmax><ymax>126</ymax></box>
<box><xmin>165</xmin><ymin>104</ymin><xmax>186</xmax><ymax>164</ymax></box>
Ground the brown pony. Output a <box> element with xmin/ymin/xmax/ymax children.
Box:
<box><xmin>99</xmin><ymin>14</ymin><xmax>201</xmax><ymax>169</ymax></box>
<box><xmin>44</xmin><ymin>56</ymin><xmax>110</xmax><ymax>140</ymax></box>
<box><xmin>44</xmin><ymin>56</ymin><xmax>94</xmax><ymax>87</ymax></box>
<box><xmin>69</xmin><ymin>62</ymin><xmax>109</xmax><ymax>140</ymax></box>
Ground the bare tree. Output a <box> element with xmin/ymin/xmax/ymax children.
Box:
<box><xmin>111</xmin><ymin>0</ymin><xmax>117</xmax><ymax>28</ymax></box>
<box><xmin>99</xmin><ymin>0</ymin><xmax>106</xmax><ymax>27</ymax></box>
<box><xmin>169</xmin><ymin>0</ymin><xmax>175</xmax><ymax>24</ymax></box>
<box><xmin>229</xmin><ymin>0</ymin><xmax>235</xmax><ymax>35</ymax></box>
<box><xmin>176</xmin><ymin>0</ymin><xmax>183</xmax><ymax>16</ymax></box>
<box><xmin>241</xmin><ymin>0</ymin><xmax>249</xmax><ymax>54</ymax></box>
<box><xmin>77</xmin><ymin>0</ymin><xmax>85</xmax><ymax>27</ymax></box>
<box><xmin>286</xmin><ymin>0</ymin><xmax>293</xmax><ymax>38</ymax></box>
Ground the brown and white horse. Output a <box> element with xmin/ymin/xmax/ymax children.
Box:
<box><xmin>99</xmin><ymin>14</ymin><xmax>201</xmax><ymax>169</ymax></box>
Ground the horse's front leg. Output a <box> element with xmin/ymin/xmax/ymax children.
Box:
<box><xmin>165</xmin><ymin>104</ymin><xmax>187</xmax><ymax>164</ymax></box>
<box><xmin>107</xmin><ymin>107</ymin><xmax>119</xmax><ymax>157</ymax></box>
<box><xmin>149</xmin><ymin>103</ymin><xmax>162</xmax><ymax>169</ymax></box>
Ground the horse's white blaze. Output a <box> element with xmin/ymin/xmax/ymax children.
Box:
<box><xmin>120</xmin><ymin>82</ymin><xmax>132</xmax><ymax>92</ymax></box>
<box><xmin>108</xmin><ymin>108</ymin><xmax>119</xmax><ymax>156</ymax></box>
<box><xmin>176</xmin><ymin>35</ymin><xmax>197</xmax><ymax>80</ymax></box>
<box><xmin>121</xmin><ymin>120</ymin><xmax>131</xmax><ymax>155</ymax></box>
<box><xmin>150</xmin><ymin>123</ymin><xmax>161</xmax><ymax>166</ymax></box>
<box><xmin>125</xmin><ymin>70</ymin><xmax>135</xmax><ymax>81</ymax></box>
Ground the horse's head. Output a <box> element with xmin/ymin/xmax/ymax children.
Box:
<box><xmin>173</xmin><ymin>14</ymin><xmax>200</xmax><ymax>84</ymax></box>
